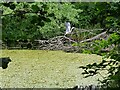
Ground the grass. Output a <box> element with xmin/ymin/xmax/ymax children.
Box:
<box><xmin>0</xmin><ymin>50</ymin><xmax>107</xmax><ymax>88</ymax></box>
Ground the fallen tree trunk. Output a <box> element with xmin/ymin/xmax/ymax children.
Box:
<box><xmin>32</xmin><ymin>31</ymin><xmax>109</xmax><ymax>52</ymax></box>
<box><xmin>80</xmin><ymin>31</ymin><xmax>108</xmax><ymax>43</ymax></box>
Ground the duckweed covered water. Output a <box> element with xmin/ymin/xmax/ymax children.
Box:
<box><xmin>0</xmin><ymin>50</ymin><xmax>107</xmax><ymax>88</ymax></box>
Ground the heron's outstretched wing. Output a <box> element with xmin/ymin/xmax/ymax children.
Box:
<box><xmin>65</xmin><ymin>22</ymin><xmax>71</xmax><ymax>35</ymax></box>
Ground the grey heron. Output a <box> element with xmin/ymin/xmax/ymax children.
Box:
<box><xmin>65</xmin><ymin>22</ymin><xmax>75</xmax><ymax>35</ymax></box>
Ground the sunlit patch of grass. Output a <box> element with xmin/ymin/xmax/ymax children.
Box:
<box><xmin>0</xmin><ymin>50</ymin><xmax>106</xmax><ymax>88</ymax></box>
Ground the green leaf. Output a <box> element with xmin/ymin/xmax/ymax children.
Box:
<box><xmin>31</xmin><ymin>5</ymin><xmax>39</xmax><ymax>12</ymax></box>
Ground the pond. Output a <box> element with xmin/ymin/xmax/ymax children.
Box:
<box><xmin>0</xmin><ymin>50</ymin><xmax>107</xmax><ymax>88</ymax></box>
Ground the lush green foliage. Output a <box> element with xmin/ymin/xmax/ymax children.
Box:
<box><xmin>80</xmin><ymin>33</ymin><xmax>120</xmax><ymax>88</ymax></box>
<box><xmin>3</xmin><ymin>2</ymin><xmax>120</xmax><ymax>43</ymax></box>
<box><xmin>78</xmin><ymin>2</ymin><xmax>120</xmax><ymax>88</ymax></box>
<box><xmin>63</xmin><ymin>2</ymin><xmax>120</xmax><ymax>89</ymax></box>
<box><xmin>1</xmin><ymin>2</ymin><xmax>82</xmax><ymax>42</ymax></box>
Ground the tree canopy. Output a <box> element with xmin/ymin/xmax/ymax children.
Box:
<box><xmin>1</xmin><ymin>2</ymin><xmax>119</xmax><ymax>42</ymax></box>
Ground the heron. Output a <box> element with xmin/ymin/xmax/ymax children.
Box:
<box><xmin>65</xmin><ymin>22</ymin><xmax>75</xmax><ymax>35</ymax></box>
<box><xmin>64</xmin><ymin>22</ymin><xmax>81</xmax><ymax>42</ymax></box>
